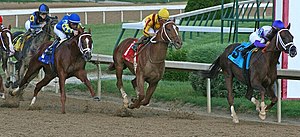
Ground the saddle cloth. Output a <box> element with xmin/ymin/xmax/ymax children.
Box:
<box><xmin>227</xmin><ymin>42</ymin><xmax>256</xmax><ymax>69</ymax></box>
<box><xmin>38</xmin><ymin>39</ymin><xmax>67</xmax><ymax>65</ymax></box>
<box><xmin>123</xmin><ymin>39</ymin><xmax>138</xmax><ymax>63</ymax></box>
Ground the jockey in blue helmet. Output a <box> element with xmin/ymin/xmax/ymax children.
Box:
<box><xmin>25</xmin><ymin>3</ymin><xmax>50</xmax><ymax>33</ymax></box>
<box><xmin>241</xmin><ymin>20</ymin><xmax>284</xmax><ymax>56</ymax></box>
<box><xmin>45</xmin><ymin>13</ymin><xmax>82</xmax><ymax>54</ymax></box>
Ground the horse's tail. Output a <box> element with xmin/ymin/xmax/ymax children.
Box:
<box><xmin>200</xmin><ymin>56</ymin><xmax>221</xmax><ymax>79</ymax></box>
<box><xmin>108</xmin><ymin>62</ymin><xmax>115</xmax><ymax>71</ymax></box>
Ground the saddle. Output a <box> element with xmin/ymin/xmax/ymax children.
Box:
<box><xmin>13</xmin><ymin>34</ymin><xmax>31</xmax><ymax>52</ymax></box>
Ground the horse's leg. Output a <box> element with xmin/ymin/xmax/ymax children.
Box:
<box><xmin>58</xmin><ymin>74</ymin><xmax>67</xmax><ymax>114</ymax></box>
<box><xmin>30</xmin><ymin>73</ymin><xmax>56</xmax><ymax>106</ymax></box>
<box><xmin>253</xmin><ymin>84</ymin><xmax>267</xmax><ymax>120</ymax></box>
<box><xmin>265</xmin><ymin>84</ymin><xmax>278</xmax><ymax>111</ymax></box>
<box><xmin>116</xmin><ymin>66</ymin><xmax>129</xmax><ymax>108</ymax></box>
<box><xmin>140</xmin><ymin>81</ymin><xmax>158</xmax><ymax>106</ymax></box>
<box><xmin>11</xmin><ymin>61</ymin><xmax>42</xmax><ymax>97</ymax></box>
<box><xmin>131</xmin><ymin>77</ymin><xmax>139</xmax><ymax>98</ymax></box>
<box><xmin>224</xmin><ymin>72</ymin><xmax>239</xmax><ymax>123</ymax></box>
<box><xmin>74</xmin><ymin>69</ymin><xmax>99</xmax><ymax>100</ymax></box>
<box><xmin>245</xmin><ymin>86</ymin><xmax>260</xmax><ymax>112</ymax></box>
<box><xmin>129</xmin><ymin>73</ymin><xmax>145</xmax><ymax>109</ymax></box>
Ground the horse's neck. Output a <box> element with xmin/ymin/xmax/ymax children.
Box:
<box><xmin>264</xmin><ymin>37</ymin><xmax>281</xmax><ymax>67</ymax></box>
<box><xmin>149</xmin><ymin>36</ymin><xmax>168</xmax><ymax>61</ymax></box>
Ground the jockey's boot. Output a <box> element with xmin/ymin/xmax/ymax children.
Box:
<box><xmin>132</xmin><ymin>36</ymin><xmax>149</xmax><ymax>52</ymax></box>
<box><xmin>45</xmin><ymin>38</ymin><xmax>60</xmax><ymax>55</ymax></box>
<box><xmin>241</xmin><ymin>44</ymin><xmax>255</xmax><ymax>57</ymax></box>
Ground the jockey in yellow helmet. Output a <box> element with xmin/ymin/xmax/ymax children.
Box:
<box><xmin>132</xmin><ymin>8</ymin><xmax>170</xmax><ymax>51</ymax></box>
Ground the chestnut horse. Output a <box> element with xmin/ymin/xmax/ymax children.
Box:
<box><xmin>0</xmin><ymin>26</ymin><xmax>14</xmax><ymax>81</ymax></box>
<box><xmin>10</xmin><ymin>28</ymin><xmax>99</xmax><ymax>113</ymax></box>
<box><xmin>109</xmin><ymin>21</ymin><xmax>182</xmax><ymax>109</ymax></box>
<box><xmin>200</xmin><ymin>24</ymin><xmax>297</xmax><ymax>123</ymax></box>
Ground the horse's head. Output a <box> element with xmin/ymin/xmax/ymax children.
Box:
<box><xmin>0</xmin><ymin>25</ymin><xmax>13</xmax><ymax>53</ymax></box>
<box><xmin>78</xmin><ymin>28</ymin><xmax>93</xmax><ymax>61</ymax></box>
<box><xmin>274</xmin><ymin>24</ymin><xmax>297</xmax><ymax>57</ymax></box>
<box><xmin>156</xmin><ymin>21</ymin><xmax>182</xmax><ymax>49</ymax></box>
<box><xmin>42</xmin><ymin>16</ymin><xmax>58</xmax><ymax>38</ymax></box>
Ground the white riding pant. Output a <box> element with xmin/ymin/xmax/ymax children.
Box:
<box><xmin>25</xmin><ymin>20</ymin><xmax>30</xmax><ymax>31</ymax></box>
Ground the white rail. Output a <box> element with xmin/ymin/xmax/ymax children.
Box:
<box><xmin>0</xmin><ymin>5</ymin><xmax>185</xmax><ymax>27</ymax></box>
<box><xmin>90</xmin><ymin>54</ymin><xmax>300</xmax><ymax>123</ymax></box>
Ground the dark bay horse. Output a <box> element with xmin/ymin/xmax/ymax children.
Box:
<box><xmin>8</xmin><ymin>17</ymin><xmax>58</xmax><ymax>88</ymax></box>
<box><xmin>200</xmin><ymin>24</ymin><xmax>297</xmax><ymax>123</ymax></box>
<box><xmin>109</xmin><ymin>21</ymin><xmax>182</xmax><ymax>109</ymax></box>
<box><xmin>0</xmin><ymin>25</ymin><xmax>14</xmax><ymax>81</ymax></box>
<box><xmin>10</xmin><ymin>28</ymin><xmax>99</xmax><ymax>113</ymax></box>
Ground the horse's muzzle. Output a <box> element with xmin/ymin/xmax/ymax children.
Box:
<box><xmin>83</xmin><ymin>52</ymin><xmax>92</xmax><ymax>61</ymax></box>
<box><xmin>289</xmin><ymin>45</ymin><xmax>297</xmax><ymax>58</ymax></box>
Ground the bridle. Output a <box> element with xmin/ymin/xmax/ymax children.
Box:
<box><xmin>0</xmin><ymin>28</ymin><xmax>12</xmax><ymax>53</ymax></box>
<box><xmin>275</xmin><ymin>29</ymin><xmax>295</xmax><ymax>53</ymax></box>
<box><xmin>150</xmin><ymin>21</ymin><xmax>179</xmax><ymax>45</ymax></box>
<box><xmin>78</xmin><ymin>33</ymin><xmax>92</xmax><ymax>55</ymax></box>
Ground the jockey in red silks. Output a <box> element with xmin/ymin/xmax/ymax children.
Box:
<box><xmin>132</xmin><ymin>8</ymin><xmax>170</xmax><ymax>51</ymax></box>
<box><xmin>0</xmin><ymin>15</ymin><xmax>15</xmax><ymax>56</ymax></box>
<box><xmin>242</xmin><ymin>20</ymin><xmax>285</xmax><ymax>55</ymax></box>
<box><xmin>45</xmin><ymin>13</ymin><xmax>82</xmax><ymax>54</ymax></box>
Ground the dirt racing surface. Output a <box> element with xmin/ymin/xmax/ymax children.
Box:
<box><xmin>0</xmin><ymin>90</ymin><xmax>299</xmax><ymax>137</ymax></box>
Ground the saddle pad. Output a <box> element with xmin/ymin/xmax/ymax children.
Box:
<box><xmin>38</xmin><ymin>39</ymin><xmax>68</xmax><ymax>65</ymax></box>
<box><xmin>123</xmin><ymin>39</ymin><xmax>138</xmax><ymax>63</ymax></box>
<box><xmin>227</xmin><ymin>42</ymin><xmax>254</xmax><ymax>69</ymax></box>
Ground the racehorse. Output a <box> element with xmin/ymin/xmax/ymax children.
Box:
<box><xmin>109</xmin><ymin>21</ymin><xmax>182</xmax><ymax>109</ymax></box>
<box><xmin>200</xmin><ymin>24</ymin><xmax>297</xmax><ymax>123</ymax></box>
<box><xmin>10</xmin><ymin>27</ymin><xmax>99</xmax><ymax>113</ymax></box>
<box><xmin>0</xmin><ymin>25</ymin><xmax>14</xmax><ymax>81</ymax></box>
<box><xmin>8</xmin><ymin>17</ymin><xmax>58</xmax><ymax>88</ymax></box>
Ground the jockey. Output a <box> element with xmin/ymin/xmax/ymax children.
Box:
<box><xmin>132</xmin><ymin>8</ymin><xmax>170</xmax><ymax>51</ymax></box>
<box><xmin>45</xmin><ymin>13</ymin><xmax>82</xmax><ymax>54</ymax></box>
<box><xmin>24</xmin><ymin>3</ymin><xmax>50</xmax><ymax>35</ymax></box>
<box><xmin>0</xmin><ymin>16</ymin><xmax>15</xmax><ymax>56</ymax></box>
<box><xmin>0</xmin><ymin>16</ymin><xmax>4</xmax><ymax>29</ymax></box>
<box><xmin>242</xmin><ymin>20</ymin><xmax>285</xmax><ymax>55</ymax></box>
<box><xmin>19</xmin><ymin>4</ymin><xmax>50</xmax><ymax>49</ymax></box>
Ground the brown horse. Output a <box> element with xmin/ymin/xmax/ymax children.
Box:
<box><xmin>10</xmin><ymin>28</ymin><xmax>99</xmax><ymax>113</ymax></box>
<box><xmin>0</xmin><ymin>75</ymin><xmax>4</xmax><ymax>98</ymax></box>
<box><xmin>200</xmin><ymin>24</ymin><xmax>297</xmax><ymax>123</ymax></box>
<box><xmin>0</xmin><ymin>26</ymin><xmax>13</xmax><ymax>81</ymax></box>
<box><xmin>109</xmin><ymin>21</ymin><xmax>182</xmax><ymax>109</ymax></box>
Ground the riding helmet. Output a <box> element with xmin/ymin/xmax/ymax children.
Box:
<box><xmin>0</xmin><ymin>16</ymin><xmax>2</xmax><ymax>24</ymax></box>
<box><xmin>158</xmin><ymin>8</ymin><xmax>170</xmax><ymax>20</ymax></box>
<box><xmin>69</xmin><ymin>13</ymin><xmax>81</xmax><ymax>24</ymax></box>
<box><xmin>39</xmin><ymin>4</ymin><xmax>49</xmax><ymax>14</ymax></box>
<box><xmin>272</xmin><ymin>20</ymin><xmax>284</xmax><ymax>30</ymax></box>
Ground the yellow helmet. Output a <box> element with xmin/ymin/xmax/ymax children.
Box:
<box><xmin>158</xmin><ymin>8</ymin><xmax>169</xmax><ymax>20</ymax></box>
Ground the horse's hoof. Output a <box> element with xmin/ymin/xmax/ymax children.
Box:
<box><xmin>93</xmin><ymin>96</ymin><xmax>100</xmax><ymax>101</ymax></box>
<box><xmin>8</xmin><ymin>91</ymin><xmax>15</xmax><ymax>96</ymax></box>
<box><xmin>259</xmin><ymin>112</ymin><xmax>266</xmax><ymax>120</ymax></box>
<box><xmin>131</xmin><ymin>98</ymin><xmax>137</xmax><ymax>103</ymax></box>
<box><xmin>5</xmin><ymin>81</ymin><xmax>11</xmax><ymax>88</ymax></box>
<box><xmin>232</xmin><ymin>118</ymin><xmax>239</xmax><ymax>123</ymax></box>
<box><xmin>128</xmin><ymin>104</ymin><xmax>135</xmax><ymax>109</ymax></box>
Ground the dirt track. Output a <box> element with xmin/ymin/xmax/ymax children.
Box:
<box><xmin>0</xmin><ymin>90</ymin><xmax>299</xmax><ymax>137</ymax></box>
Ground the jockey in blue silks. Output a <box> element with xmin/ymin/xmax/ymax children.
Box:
<box><xmin>242</xmin><ymin>20</ymin><xmax>285</xmax><ymax>56</ymax></box>
<box><xmin>45</xmin><ymin>13</ymin><xmax>82</xmax><ymax>54</ymax></box>
<box><xmin>24</xmin><ymin>3</ymin><xmax>50</xmax><ymax>35</ymax></box>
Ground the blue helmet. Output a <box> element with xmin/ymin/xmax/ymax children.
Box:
<box><xmin>272</xmin><ymin>20</ymin><xmax>284</xmax><ymax>30</ymax></box>
<box><xmin>39</xmin><ymin>4</ymin><xmax>49</xmax><ymax>14</ymax></box>
<box><xmin>69</xmin><ymin>13</ymin><xmax>81</xmax><ymax>24</ymax></box>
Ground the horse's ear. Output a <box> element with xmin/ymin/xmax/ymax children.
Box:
<box><xmin>78</xmin><ymin>27</ymin><xmax>84</xmax><ymax>34</ymax></box>
<box><xmin>287</xmin><ymin>23</ymin><xmax>291</xmax><ymax>30</ymax></box>
<box><xmin>8</xmin><ymin>25</ymin><xmax>11</xmax><ymax>30</ymax></box>
<box><xmin>88</xmin><ymin>28</ymin><xmax>91</xmax><ymax>34</ymax></box>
